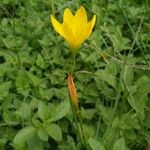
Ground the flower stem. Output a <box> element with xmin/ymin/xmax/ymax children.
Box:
<box><xmin>72</xmin><ymin>53</ymin><xmax>77</xmax><ymax>73</ymax></box>
<box><xmin>51</xmin><ymin>0</ymin><xmax>55</xmax><ymax>15</ymax></box>
<box><xmin>77</xmin><ymin>110</ymin><xmax>90</xmax><ymax>150</ymax></box>
<box><xmin>69</xmin><ymin>96</ymin><xmax>85</xmax><ymax>147</ymax></box>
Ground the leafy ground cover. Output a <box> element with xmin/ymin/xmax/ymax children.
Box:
<box><xmin>0</xmin><ymin>0</ymin><xmax>150</xmax><ymax>149</ymax></box>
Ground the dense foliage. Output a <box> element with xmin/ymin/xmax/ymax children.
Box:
<box><xmin>0</xmin><ymin>0</ymin><xmax>150</xmax><ymax>149</ymax></box>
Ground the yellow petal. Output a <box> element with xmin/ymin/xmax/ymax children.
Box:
<box><xmin>75</xmin><ymin>6</ymin><xmax>87</xmax><ymax>24</ymax></box>
<box><xmin>62</xmin><ymin>22</ymin><xmax>76</xmax><ymax>49</ymax></box>
<box><xmin>50</xmin><ymin>15</ymin><xmax>65</xmax><ymax>38</ymax></box>
<box><xmin>90</xmin><ymin>15</ymin><xmax>96</xmax><ymax>29</ymax></box>
<box><xmin>85</xmin><ymin>15</ymin><xmax>96</xmax><ymax>38</ymax></box>
<box><xmin>74</xmin><ymin>15</ymin><xmax>96</xmax><ymax>48</ymax></box>
<box><xmin>63</xmin><ymin>8</ymin><xmax>74</xmax><ymax>24</ymax></box>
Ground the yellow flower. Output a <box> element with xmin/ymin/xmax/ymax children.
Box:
<box><xmin>51</xmin><ymin>6</ymin><xmax>96</xmax><ymax>54</ymax></box>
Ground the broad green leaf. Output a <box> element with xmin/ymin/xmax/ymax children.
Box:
<box><xmin>83</xmin><ymin>124</ymin><xmax>95</xmax><ymax>139</ymax></box>
<box><xmin>15</xmin><ymin>70</ymin><xmax>30</xmax><ymax>94</ymax></box>
<box><xmin>48</xmin><ymin>99</ymin><xmax>70</xmax><ymax>122</ymax></box>
<box><xmin>27</xmin><ymin>135</ymin><xmax>44</xmax><ymax>150</ymax></box>
<box><xmin>144</xmin><ymin>111</ymin><xmax>150</xmax><ymax>128</ymax></box>
<box><xmin>113</xmin><ymin>137</ymin><xmax>125</xmax><ymax>150</ymax></box>
<box><xmin>121</xmin><ymin>112</ymin><xmax>140</xmax><ymax>130</ymax></box>
<box><xmin>123</xmin><ymin>130</ymin><xmax>137</xmax><ymax>141</ymax></box>
<box><xmin>81</xmin><ymin>108</ymin><xmax>96</xmax><ymax>120</ymax></box>
<box><xmin>26</xmin><ymin>72</ymin><xmax>42</xmax><ymax>86</ymax></box>
<box><xmin>123</xmin><ymin>65</ymin><xmax>134</xmax><ymax>86</ymax></box>
<box><xmin>88</xmin><ymin>138</ymin><xmax>105</xmax><ymax>150</ymax></box>
<box><xmin>1</xmin><ymin>18</ymin><xmax>8</xmax><ymax>26</ymax></box>
<box><xmin>84</xmin><ymin>83</ymin><xmax>99</xmax><ymax>97</ymax></box>
<box><xmin>38</xmin><ymin>88</ymin><xmax>53</xmax><ymax>100</ymax></box>
<box><xmin>127</xmin><ymin>83</ymin><xmax>150</xmax><ymax>118</ymax></box>
<box><xmin>0</xmin><ymin>81</ymin><xmax>11</xmax><ymax>98</ymax></box>
<box><xmin>37</xmin><ymin>127</ymin><xmax>48</xmax><ymax>141</ymax></box>
<box><xmin>18</xmin><ymin>103</ymin><xmax>31</xmax><ymax>120</ymax></box>
<box><xmin>99</xmin><ymin>105</ymin><xmax>113</xmax><ymax>125</ymax></box>
<box><xmin>38</xmin><ymin>101</ymin><xmax>49</xmax><ymax>121</ymax></box>
<box><xmin>13</xmin><ymin>126</ymin><xmax>37</xmax><ymax>149</ymax></box>
<box><xmin>46</xmin><ymin>123</ymin><xmax>62</xmax><ymax>141</ymax></box>
<box><xmin>95</xmin><ymin>70</ymin><xmax>116</xmax><ymax>88</ymax></box>
<box><xmin>103</xmin><ymin>128</ymin><xmax>118</xmax><ymax>148</ymax></box>
<box><xmin>36</xmin><ymin>54</ymin><xmax>45</xmax><ymax>69</ymax></box>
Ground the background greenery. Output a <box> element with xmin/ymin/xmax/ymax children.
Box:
<box><xmin>0</xmin><ymin>0</ymin><xmax>150</xmax><ymax>149</ymax></box>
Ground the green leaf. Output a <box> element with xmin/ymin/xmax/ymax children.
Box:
<box><xmin>15</xmin><ymin>70</ymin><xmax>30</xmax><ymax>94</ymax></box>
<box><xmin>95</xmin><ymin>70</ymin><xmax>116</xmax><ymax>88</ymax></box>
<box><xmin>113</xmin><ymin>137</ymin><xmax>125</xmax><ymax>150</ymax></box>
<box><xmin>0</xmin><ymin>81</ymin><xmax>11</xmax><ymax>98</ymax></box>
<box><xmin>81</xmin><ymin>108</ymin><xmax>96</xmax><ymax>120</ymax></box>
<box><xmin>122</xmin><ymin>112</ymin><xmax>140</xmax><ymax>130</ymax></box>
<box><xmin>127</xmin><ymin>83</ymin><xmax>150</xmax><ymax>118</ymax></box>
<box><xmin>38</xmin><ymin>101</ymin><xmax>49</xmax><ymax>121</ymax></box>
<box><xmin>99</xmin><ymin>105</ymin><xmax>113</xmax><ymax>125</ymax></box>
<box><xmin>36</xmin><ymin>54</ymin><xmax>45</xmax><ymax>69</ymax></box>
<box><xmin>13</xmin><ymin>126</ymin><xmax>37</xmax><ymax>149</ymax></box>
<box><xmin>48</xmin><ymin>99</ymin><xmax>70</xmax><ymax>122</ymax></box>
<box><xmin>27</xmin><ymin>135</ymin><xmax>44</xmax><ymax>150</ymax></box>
<box><xmin>84</xmin><ymin>83</ymin><xmax>99</xmax><ymax>97</ymax></box>
<box><xmin>26</xmin><ymin>71</ymin><xmax>42</xmax><ymax>86</ymax></box>
<box><xmin>46</xmin><ymin>123</ymin><xmax>62</xmax><ymax>141</ymax></box>
<box><xmin>88</xmin><ymin>138</ymin><xmax>105</xmax><ymax>150</ymax></box>
<box><xmin>83</xmin><ymin>124</ymin><xmax>95</xmax><ymax>138</ymax></box>
<box><xmin>123</xmin><ymin>65</ymin><xmax>134</xmax><ymax>86</ymax></box>
<box><xmin>1</xmin><ymin>18</ymin><xmax>8</xmax><ymax>27</ymax></box>
<box><xmin>37</xmin><ymin>127</ymin><xmax>48</xmax><ymax>141</ymax></box>
<box><xmin>18</xmin><ymin>103</ymin><xmax>31</xmax><ymax>120</ymax></box>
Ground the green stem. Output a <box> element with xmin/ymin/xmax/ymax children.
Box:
<box><xmin>72</xmin><ymin>53</ymin><xmax>77</xmax><ymax>73</ymax></box>
<box><xmin>51</xmin><ymin>0</ymin><xmax>55</xmax><ymax>15</ymax></box>
<box><xmin>77</xmin><ymin>110</ymin><xmax>90</xmax><ymax>150</ymax></box>
<box><xmin>69</xmin><ymin>96</ymin><xmax>85</xmax><ymax>147</ymax></box>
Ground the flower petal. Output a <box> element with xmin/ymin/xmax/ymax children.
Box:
<box><xmin>50</xmin><ymin>15</ymin><xmax>65</xmax><ymax>38</ymax></box>
<box><xmin>73</xmin><ymin>15</ymin><xmax>96</xmax><ymax>48</ymax></box>
<box><xmin>63</xmin><ymin>8</ymin><xmax>74</xmax><ymax>24</ymax></box>
<box><xmin>90</xmin><ymin>15</ymin><xmax>96</xmax><ymax>29</ymax></box>
<box><xmin>75</xmin><ymin>6</ymin><xmax>87</xmax><ymax>24</ymax></box>
<box><xmin>85</xmin><ymin>15</ymin><xmax>96</xmax><ymax>38</ymax></box>
<box><xmin>62</xmin><ymin>22</ymin><xmax>76</xmax><ymax>49</ymax></box>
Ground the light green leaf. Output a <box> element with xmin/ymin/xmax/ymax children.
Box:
<box><xmin>123</xmin><ymin>65</ymin><xmax>134</xmax><ymax>86</ymax></box>
<box><xmin>99</xmin><ymin>105</ymin><xmax>113</xmax><ymax>125</ymax></box>
<box><xmin>37</xmin><ymin>127</ymin><xmax>48</xmax><ymax>141</ymax></box>
<box><xmin>38</xmin><ymin>101</ymin><xmax>49</xmax><ymax>121</ymax></box>
<box><xmin>26</xmin><ymin>71</ymin><xmax>42</xmax><ymax>86</ymax></box>
<box><xmin>0</xmin><ymin>81</ymin><xmax>11</xmax><ymax>98</ymax></box>
<box><xmin>127</xmin><ymin>83</ymin><xmax>150</xmax><ymax>118</ymax></box>
<box><xmin>113</xmin><ymin>137</ymin><xmax>125</xmax><ymax>150</ymax></box>
<box><xmin>36</xmin><ymin>54</ymin><xmax>45</xmax><ymax>69</ymax></box>
<box><xmin>88</xmin><ymin>138</ymin><xmax>105</xmax><ymax>150</ymax></box>
<box><xmin>13</xmin><ymin>126</ymin><xmax>37</xmax><ymax>149</ymax></box>
<box><xmin>81</xmin><ymin>108</ymin><xmax>96</xmax><ymax>120</ymax></box>
<box><xmin>48</xmin><ymin>99</ymin><xmax>70</xmax><ymax>122</ymax></box>
<box><xmin>46</xmin><ymin>123</ymin><xmax>62</xmax><ymax>141</ymax></box>
<box><xmin>95</xmin><ymin>70</ymin><xmax>116</xmax><ymax>88</ymax></box>
<box><xmin>18</xmin><ymin>103</ymin><xmax>31</xmax><ymax>120</ymax></box>
<box><xmin>15</xmin><ymin>70</ymin><xmax>30</xmax><ymax>94</ymax></box>
<box><xmin>27</xmin><ymin>135</ymin><xmax>44</xmax><ymax>150</ymax></box>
